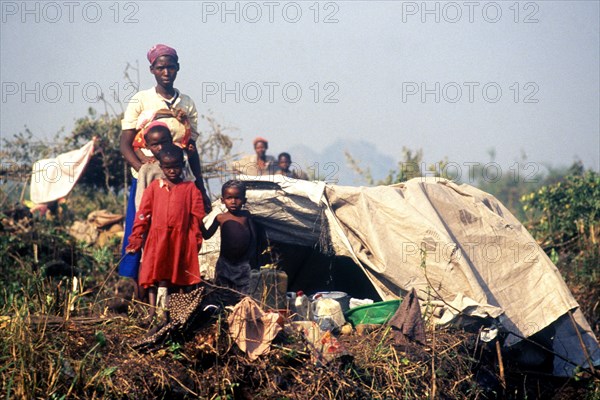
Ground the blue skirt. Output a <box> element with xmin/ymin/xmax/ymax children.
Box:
<box><xmin>119</xmin><ymin>178</ymin><xmax>141</xmax><ymax>279</ymax></box>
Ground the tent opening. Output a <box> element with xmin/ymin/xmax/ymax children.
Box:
<box><xmin>262</xmin><ymin>240</ymin><xmax>382</xmax><ymax>301</ymax></box>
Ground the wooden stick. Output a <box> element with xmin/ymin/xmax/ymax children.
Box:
<box><xmin>496</xmin><ymin>340</ymin><xmax>506</xmax><ymax>391</ymax></box>
<box><xmin>19</xmin><ymin>178</ymin><xmax>28</xmax><ymax>203</ymax></box>
<box><xmin>567</xmin><ymin>309</ymin><xmax>597</xmax><ymax>375</ymax></box>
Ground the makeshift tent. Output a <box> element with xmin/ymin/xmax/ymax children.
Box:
<box><xmin>199</xmin><ymin>175</ymin><xmax>600</xmax><ymax>376</ymax></box>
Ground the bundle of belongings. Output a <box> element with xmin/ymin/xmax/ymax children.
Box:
<box><xmin>69</xmin><ymin>210</ymin><xmax>123</xmax><ymax>246</ymax></box>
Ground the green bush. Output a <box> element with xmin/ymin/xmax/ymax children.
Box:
<box><xmin>521</xmin><ymin>170</ymin><xmax>599</xmax><ymax>279</ymax></box>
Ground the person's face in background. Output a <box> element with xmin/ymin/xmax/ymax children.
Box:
<box><xmin>278</xmin><ymin>156</ymin><xmax>291</xmax><ymax>172</ymax></box>
<box><xmin>254</xmin><ymin>141</ymin><xmax>267</xmax><ymax>159</ymax></box>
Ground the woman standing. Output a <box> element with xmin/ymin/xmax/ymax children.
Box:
<box><xmin>119</xmin><ymin>44</ymin><xmax>210</xmax><ymax>283</ymax></box>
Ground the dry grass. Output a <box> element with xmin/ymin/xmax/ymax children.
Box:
<box><xmin>2</xmin><ymin>281</ymin><xmax>600</xmax><ymax>399</ymax></box>
<box><xmin>1</xmin><ymin>215</ymin><xmax>599</xmax><ymax>399</ymax></box>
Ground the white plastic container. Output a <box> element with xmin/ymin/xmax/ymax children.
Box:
<box><xmin>312</xmin><ymin>298</ymin><xmax>346</xmax><ymax>331</ymax></box>
<box><xmin>294</xmin><ymin>292</ymin><xmax>313</xmax><ymax>321</ymax></box>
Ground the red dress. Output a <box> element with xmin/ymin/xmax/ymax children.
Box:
<box><xmin>127</xmin><ymin>179</ymin><xmax>205</xmax><ymax>288</ymax></box>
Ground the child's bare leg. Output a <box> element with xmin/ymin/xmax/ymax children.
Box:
<box><xmin>133</xmin><ymin>279</ymin><xmax>146</xmax><ymax>302</ymax></box>
<box><xmin>137</xmin><ymin>285</ymin><xmax>148</xmax><ymax>303</ymax></box>
<box><xmin>133</xmin><ymin>263</ymin><xmax>144</xmax><ymax>302</ymax></box>
<box><xmin>147</xmin><ymin>286</ymin><xmax>157</xmax><ymax>320</ymax></box>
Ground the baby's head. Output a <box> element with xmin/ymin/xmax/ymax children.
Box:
<box><xmin>221</xmin><ymin>180</ymin><xmax>247</xmax><ymax>214</ymax></box>
<box><xmin>158</xmin><ymin>144</ymin><xmax>184</xmax><ymax>183</ymax></box>
<box><xmin>144</xmin><ymin>121</ymin><xmax>173</xmax><ymax>157</ymax></box>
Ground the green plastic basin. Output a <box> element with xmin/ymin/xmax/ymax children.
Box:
<box><xmin>344</xmin><ymin>300</ymin><xmax>401</xmax><ymax>326</ymax></box>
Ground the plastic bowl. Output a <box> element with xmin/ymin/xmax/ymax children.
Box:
<box><xmin>344</xmin><ymin>299</ymin><xmax>401</xmax><ymax>326</ymax></box>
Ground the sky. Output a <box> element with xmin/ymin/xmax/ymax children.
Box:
<box><xmin>1</xmin><ymin>0</ymin><xmax>599</xmax><ymax>182</ymax></box>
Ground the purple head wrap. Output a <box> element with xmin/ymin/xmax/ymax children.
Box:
<box><xmin>147</xmin><ymin>44</ymin><xmax>178</xmax><ymax>65</ymax></box>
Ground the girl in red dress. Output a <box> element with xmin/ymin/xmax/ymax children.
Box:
<box><xmin>126</xmin><ymin>144</ymin><xmax>206</xmax><ymax>321</ymax></box>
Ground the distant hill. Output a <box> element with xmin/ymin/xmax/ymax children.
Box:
<box><xmin>284</xmin><ymin>139</ymin><xmax>397</xmax><ymax>186</ymax></box>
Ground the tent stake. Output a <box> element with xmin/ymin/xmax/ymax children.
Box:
<box><xmin>567</xmin><ymin>310</ymin><xmax>596</xmax><ymax>375</ymax></box>
<box><xmin>495</xmin><ymin>340</ymin><xmax>506</xmax><ymax>391</ymax></box>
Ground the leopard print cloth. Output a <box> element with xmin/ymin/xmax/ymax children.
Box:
<box><xmin>133</xmin><ymin>286</ymin><xmax>205</xmax><ymax>350</ymax></box>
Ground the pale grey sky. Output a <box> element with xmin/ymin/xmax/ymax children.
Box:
<box><xmin>1</xmin><ymin>1</ymin><xmax>599</xmax><ymax>179</ymax></box>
